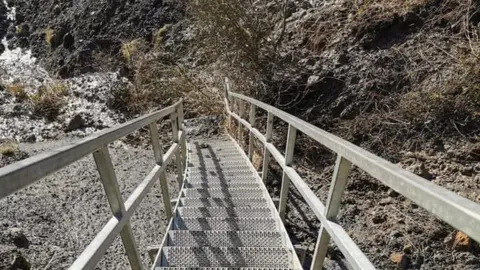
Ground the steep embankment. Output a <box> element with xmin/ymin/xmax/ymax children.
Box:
<box><xmin>178</xmin><ymin>0</ymin><xmax>480</xmax><ymax>269</ymax></box>
<box><xmin>256</xmin><ymin>1</ymin><xmax>480</xmax><ymax>269</ymax></box>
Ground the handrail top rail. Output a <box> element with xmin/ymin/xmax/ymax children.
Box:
<box><xmin>0</xmin><ymin>100</ymin><xmax>183</xmax><ymax>199</ymax></box>
<box><xmin>227</xmin><ymin>91</ymin><xmax>480</xmax><ymax>243</ymax></box>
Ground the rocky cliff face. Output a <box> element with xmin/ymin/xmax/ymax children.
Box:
<box><xmin>0</xmin><ymin>1</ymin><xmax>8</xmax><ymax>54</ymax></box>
<box><xmin>0</xmin><ymin>0</ymin><xmax>186</xmax><ymax>143</ymax></box>
<box><xmin>6</xmin><ymin>0</ymin><xmax>185</xmax><ymax>77</ymax></box>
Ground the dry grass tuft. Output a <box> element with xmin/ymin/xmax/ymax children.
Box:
<box><xmin>121</xmin><ymin>39</ymin><xmax>144</xmax><ymax>64</ymax></box>
<box><xmin>45</xmin><ymin>28</ymin><xmax>55</xmax><ymax>46</ymax></box>
<box><xmin>154</xmin><ymin>24</ymin><xmax>171</xmax><ymax>49</ymax></box>
<box><xmin>354</xmin><ymin>0</ymin><xmax>430</xmax><ymax>15</ymax></box>
<box><xmin>30</xmin><ymin>82</ymin><xmax>69</xmax><ymax>120</ymax></box>
<box><xmin>0</xmin><ymin>139</ymin><xmax>19</xmax><ymax>156</ymax></box>
<box><xmin>8</xmin><ymin>83</ymin><xmax>28</xmax><ymax>101</ymax></box>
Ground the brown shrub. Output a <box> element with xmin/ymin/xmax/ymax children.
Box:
<box><xmin>115</xmin><ymin>52</ymin><xmax>223</xmax><ymax>117</ymax></box>
<box><xmin>189</xmin><ymin>0</ymin><xmax>279</xmax><ymax>67</ymax></box>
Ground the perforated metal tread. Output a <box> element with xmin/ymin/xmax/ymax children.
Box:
<box><xmin>173</xmin><ymin>217</ymin><xmax>280</xmax><ymax>231</ymax></box>
<box><xmin>183</xmin><ymin>188</ymin><xmax>265</xmax><ymax>198</ymax></box>
<box><xmin>184</xmin><ymin>182</ymin><xmax>261</xmax><ymax>189</ymax></box>
<box><xmin>187</xmin><ymin>165</ymin><xmax>252</xmax><ymax>172</ymax></box>
<box><xmin>187</xmin><ymin>170</ymin><xmax>256</xmax><ymax>178</ymax></box>
<box><xmin>167</xmin><ymin>231</ymin><xmax>284</xmax><ymax>247</ymax></box>
<box><xmin>160</xmin><ymin>247</ymin><xmax>294</xmax><ymax>267</ymax></box>
<box><xmin>155</xmin><ymin>267</ymin><xmax>293</xmax><ymax>270</ymax></box>
<box><xmin>188</xmin><ymin>157</ymin><xmax>247</xmax><ymax>162</ymax></box>
<box><xmin>188</xmin><ymin>156</ymin><xmax>247</xmax><ymax>161</ymax></box>
<box><xmin>179</xmin><ymin>198</ymin><xmax>269</xmax><ymax>208</ymax></box>
<box><xmin>186</xmin><ymin>175</ymin><xmax>258</xmax><ymax>183</ymax></box>
<box><xmin>177</xmin><ymin>207</ymin><xmax>274</xmax><ymax>218</ymax></box>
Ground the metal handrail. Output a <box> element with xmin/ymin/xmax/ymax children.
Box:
<box><xmin>0</xmin><ymin>100</ymin><xmax>187</xmax><ymax>270</ymax></box>
<box><xmin>224</xmin><ymin>78</ymin><xmax>480</xmax><ymax>270</ymax></box>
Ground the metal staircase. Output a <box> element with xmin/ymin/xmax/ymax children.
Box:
<box><xmin>154</xmin><ymin>138</ymin><xmax>302</xmax><ymax>268</ymax></box>
<box><xmin>1</xmin><ymin>79</ymin><xmax>480</xmax><ymax>270</ymax></box>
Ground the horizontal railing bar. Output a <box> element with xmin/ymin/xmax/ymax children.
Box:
<box><xmin>1</xmin><ymin>101</ymin><xmax>181</xmax><ymax>199</ymax></box>
<box><xmin>125</xmin><ymin>144</ymin><xmax>178</xmax><ymax>212</ymax></box>
<box><xmin>0</xmin><ymin>100</ymin><xmax>182</xmax><ymax>200</ymax></box>
<box><xmin>229</xmin><ymin>111</ymin><xmax>375</xmax><ymax>269</ymax></box>
<box><xmin>229</xmin><ymin>92</ymin><xmax>480</xmax><ymax>243</ymax></box>
<box><xmin>69</xmin><ymin>143</ymin><xmax>179</xmax><ymax>270</ymax></box>
<box><xmin>327</xmin><ymin>220</ymin><xmax>375</xmax><ymax>269</ymax></box>
<box><xmin>69</xmin><ymin>213</ymin><xmax>124</xmax><ymax>270</ymax></box>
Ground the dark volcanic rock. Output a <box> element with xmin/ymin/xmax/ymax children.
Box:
<box><xmin>65</xmin><ymin>114</ymin><xmax>85</xmax><ymax>132</ymax></box>
<box><xmin>0</xmin><ymin>0</ymin><xmax>8</xmax><ymax>41</ymax></box>
<box><xmin>5</xmin><ymin>228</ymin><xmax>30</xmax><ymax>249</ymax></box>
<box><xmin>9</xmin><ymin>0</ymin><xmax>186</xmax><ymax>77</ymax></box>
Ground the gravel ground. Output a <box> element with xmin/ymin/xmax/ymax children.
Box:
<box><xmin>0</xmin><ymin>138</ymin><xmax>180</xmax><ymax>269</ymax></box>
<box><xmin>0</xmin><ymin>116</ymin><xmax>222</xmax><ymax>269</ymax></box>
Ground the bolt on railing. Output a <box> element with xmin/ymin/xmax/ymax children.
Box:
<box><xmin>224</xmin><ymin>78</ymin><xmax>480</xmax><ymax>270</ymax></box>
<box><xmin>0</xmin><ymin>100</ymin><xmax>187</xmax><ymax>270</ymax></box>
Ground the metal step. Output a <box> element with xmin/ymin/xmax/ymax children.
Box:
<box><xmin>167</xmin><ymin>231</ymin><xmax>284</xmax><ymax>247</ymax></box>
<box><xmin>176</xmin><ymin>207</ymin><xmax>274</xmax><ymax>218</ymax></box>
<box><xmin>188</xmin><ymin>161</ymin><xmax>248</xmax><ymax>167</ymax></box>
<box><xmin>187</xmin><ymin>160</ymin><xmax>250</xmax><ymax>169</ymax></box>
<box><xmin>188</xmin><ymin>168</ymin><xmax>255</xmax><ymax>175</ymax></box>
<box><xmin>160</xmin><ymin>247</ymin><xmax>294</xmax><ymax>267</ymax></box>
<box><xmin>188</xmin><ymin>154</ymin><xmax>246</xmax><ymax>159</ymax></box>
<box><xmin>188</xmin><ymin>156</ymin><xmax>246</xmax><ymax>162</ymax></box>
<box><xmin>184</xmin><ymin>182</ymin><xmax>261</xmax><ymax>189</ymax></box>
<box><xmin>183</xmin><ymin>188</ymin><xmax>265</xmax><ymax>198</ymax></box>
<box><xmin>173</xmin><ymin>217</ymin><xmax>280</xmax><ymax>231</ymax></box>
<box><xmin>186</xmin><ymin>175</ymin><xmax>258</xmax><ymax>183</ymax></box>
<box><xmin>179</xmin><ymin>198</ymin><xmax>269</xmax><ymax>208</ymax></box>
<box><xmin>188</xmin><ymin>166</ymin><xmax>252</xmax><ymax>173</ymax></box>
<box><xmin>187</xmin><ymin>170</ymin><xmax>256</xmax><ymax>178</ymax></box>
<box><xmin>155</xmin><ymin>267</ymin><xmax>293</xmax><ymax>270</ymax></box>
<box><xmin>189</xmin><ymin>151</ymin><xmax>242</xmax><ymax>157</ymax></box>
<box><xmin>190</xmin><ymin>147</ymin><xmax>240</xmax><ymax>152</ymax></box>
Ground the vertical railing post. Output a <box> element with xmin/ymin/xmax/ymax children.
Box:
<box><xmin>93</xmin><ymin>147</ymin><xmax>144</xmax><ymax>270</ymax></box>
<box><xmin>261</xmin><ymin>112</ymin><xmax>274</xmax><ymax>183</ymax></box>
<box><xmin>279</xmin><ymin>124</ymin><xmax>297</xmax><ymax>221</ymax></box>
<box><xmin>177</xmin><ymin>102</ymin><xmax>187</xmax><ymax>170</ymax></box>
<box><xmin>248</xmin><ymin>104</ymin><xmax>256</xmax><ymax>160</ymax></box>
<box><xmin>311</xmin><ymin>155</ymin><xmax>352</xmax><ymax>270</ymax></box>
<box><xmin>237</xmin><ymin>100</ymin><xmax>245</xmax><ymax>146</ymax></box>
<box><xmin>171</xmin><ymin>113</ymin><xmax>183</xmax><ymax>188</ymax></box>
<box><xmin>149</xmin><ymin>122</ymin><xmax>173</xmax><ymax>220</ymax></box>
<box><xmin>224</xmin><ymin>78</ymin><xmax>234</xmax><ymax>135</ymax></box>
